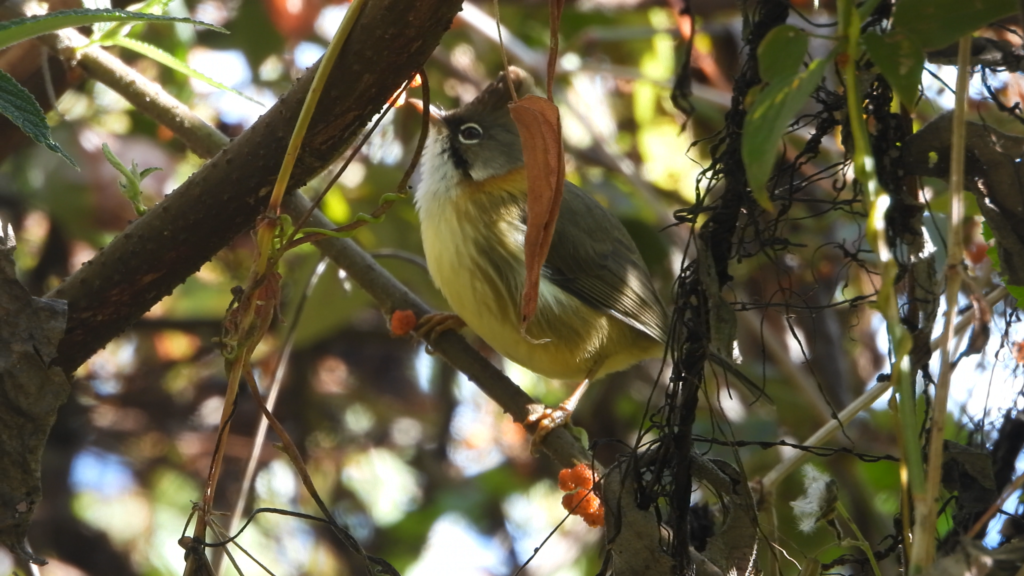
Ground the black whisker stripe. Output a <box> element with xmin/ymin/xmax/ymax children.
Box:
<box><xmin>444</xmin><ymin>131</ymin><xmax>473</xmax><ymax>179</ymax></box>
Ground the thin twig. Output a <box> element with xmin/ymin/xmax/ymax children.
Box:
<box><xmin>762</xmin><ymin>286</ymin><xmax>1009</xmax><ymax>492</ymax></box>
<box><xmin>218</xmin><ymin>257</ymin><xmax>330</xmax><ymax>575</ymax></box>
<box><xmin>915</xmin><ymin>34</ymin><xmax>973</xmax><ymax>570</ymax></box>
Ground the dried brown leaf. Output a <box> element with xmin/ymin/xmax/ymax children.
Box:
<box><xmin>509</xmin><ymin>95</ymin><xmax>564</xmax><ymax>334</ymax></box>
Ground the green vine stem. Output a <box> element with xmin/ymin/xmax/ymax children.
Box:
<box><xmin>913</xmin><ymin>34</ymin><xmax>973</xmax><ymax>572</ymax></box>
<box><xmin>837</xmin><ymin>502</ymin><xmax>883</xmax><ymax>576</ymax></box>
<box><xmin>837</xmin><ymin>0</ymin><xmax>922</xmax><ymax>562</ymax></box>
<box><xmin>256</xmin><ymin>0</ymin><xmax>368</xmax><ymax>273</ymax></box>
<box><xmin>266</xmin><ymin>0</ymin><xmax>367</xmax><ymax>216</ymax></box>
<box><xmin>201</xmin><ymin>0</ymin><xmax>369</xmax><ymax>544</ymax></box>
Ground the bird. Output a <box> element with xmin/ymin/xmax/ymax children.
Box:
<box><xmin>413</xmin><ymin>67</ymin><xmax>756</xmax><ymax>443</ymax></box>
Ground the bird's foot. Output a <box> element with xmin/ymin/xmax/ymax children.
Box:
<box><xmin>525</xmin><ymin>402</ymin><xmax>575</xmax><ymax>453</ymax></box>
<box><xmin>414</xmin><ymin>312</ymin><xmax>466</xmax><ymax>353</ymax></box>
<box><xmin>525</xmin><ymin>377</ymin><xmax>595</xmax><ymax>453</ymax></box>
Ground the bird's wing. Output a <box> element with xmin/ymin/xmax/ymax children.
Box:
<box><xmin>541</xmin><ymin>182</ymin><xmax>668</xmax><ymax>343</ymax></box>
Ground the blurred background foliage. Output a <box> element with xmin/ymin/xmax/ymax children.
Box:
<box><xmin>1</xmin><ymin>0</ymin><xmax>1023</xmax><ymax>574</ymax></box>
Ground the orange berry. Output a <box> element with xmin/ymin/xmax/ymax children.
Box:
<box><xmin>582</xmin><ymin>506</ymin><xmax>605</xmax><ymax>528</ymax></box>
<box><xmin>390</xmin><ymin>309</ymin><xmax>417</xmax><ymax>336</ymax></box>
<box><xmin>559</xmin><ymin>464</ymin><xmax>604</xmax><ymax>526</ymax></box>
<box><xmin>568</xmin><ymin>463</ymin><xmax>595</xmax><ymax>490</ymax></box>
<box><xmin>561</xmin><ymin>491</ymin><xmax>586</xmax><ymax>513</ymax></box>
<box><xmin>580</xmin><ymin>493</ymin><xmax>602</xmax><ymax>515</ymax></box>
<box><xmin>558</xmin><ymin>468</ymin><xmax>576</xmax><ymax>492</ymax></box>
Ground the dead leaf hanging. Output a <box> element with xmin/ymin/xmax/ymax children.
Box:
<box><xmin>509</xmin><ymin>94</ymin><xmax>565</xmax><ymax>334</ymax></box>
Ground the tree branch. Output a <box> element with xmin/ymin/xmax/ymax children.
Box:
<box><xmin>46</xmin><ymin>0</ymin><xmax>464</xmax><ymax>372</ymax></box>
<box><xmin>0</xmin><ymin>226</ymin><xmax>69</xmax><ymax>565</ymax></box>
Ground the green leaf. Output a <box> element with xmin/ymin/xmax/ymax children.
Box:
<box><xmin>983</xmin><ymin>221</ymin><xmax>1001</xmax><ymax>270</ymax></box>
<box><xmin>109</xmin><ymin>36</ymin><xmax>263</xmax><ymax>105</ymax></box>
<box><xmin>0</xmin><ymin>8</ymin><xmax>227</xmax><ymax>51</ymax></box>
<box><xmin>1007</xmin><ymin>284</ymin><xmax>1024</xmax><ymax>309</ymax></box>
<box><xmin>743</xmin><ymin>50</ymin><xmax>834</xmax><ymax>210</ymax></box>
<box><xmin>0</xmin><ymin>69</ymin><xmax>77</xmax><ymax>167</ymax></box>
<box><xmin>102</xmin><ymin>142</ymin><xmax>161</xmax><ymax>216</ymax></box>
<box><xmin>981</xmin><ymin>221</ymin><xmax>994</xmax><ymax>243</ymax></box>
<box><xmin>891</xmin><ymin>0</ymin><xmax>1016</xmax><ymax>51</ymax></box>
<box><xmin>758</xmin><ymin>25</ymin><xmax>809</xmax><ymax>83</ymax></box>
<box><xmin>988</xmin><ymin>244</ymin><xmax>1000</xmax><ymax>270</ymax></box>
<box><xmin>138</xmin><ymin>166</ymin><xmax>162</xmax><ymax>180</ymax></box>
<box><xmin>862</xmin><ymin>31</ymin><xmax>924</xmax><ymax>110</ymax></box>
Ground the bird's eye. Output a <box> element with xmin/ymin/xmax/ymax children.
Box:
<box><xmin>458</xmin><ymin>123</ymin><xmax>483</xmax><ymax>144</ymax></box>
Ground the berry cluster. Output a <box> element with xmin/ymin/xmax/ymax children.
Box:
<box><xmin>558</xmin><ymin>463</ymin><xmax>604</xmax><ymax>528</ymax></box>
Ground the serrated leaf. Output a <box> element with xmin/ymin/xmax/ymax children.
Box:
<box><xmin>891</xmin><ymin>0</ymin><xmax>1016</xmax><ymax>51</ymax></box>
<box><xmin>0</xmin><ymin>8</ymin><xmax>226</xmax><ymax>51</ymax></box>
<box><xmin>110</xmin><ymin>36</ymin><xmax>262</xmax><ymax>105</ymax></box>
<box><xmin>863</xmin><ymin>31</ymin><xmax>924</xmax><ymax>110</ymax></box>
<box><xmin>758</xmin><ymin>25</ymin><xmax>809</xmax><ymax>83</ymax></box>
<box><xmin>743</xmin><ymin>50</ymin><xmax>834</xmax><ymax>211</ymax></box>
<box><xmin>0</xmin><ymin>70</ymin><xmax>77</xmax><ymax>168</ymax></box>
<box><xmin>92</xmin><ymin>0</ymin><xmax>173</xmax><ymax>43</ymax></box>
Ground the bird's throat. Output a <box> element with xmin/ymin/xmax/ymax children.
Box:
<box><xmin>460</xmin><ymin>166</ymin><xmax>528</xmax><ymax>201</ymax></box>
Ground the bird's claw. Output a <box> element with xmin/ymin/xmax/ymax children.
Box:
<box><xmin>525</xmin><ymin>403</ymin><xmax>574</xmax><ymax>453</ymax></box>
<box><xmin>414</xmin><ymin>313</ymin><xmax>466</xmax><ymax>353</ymax></box>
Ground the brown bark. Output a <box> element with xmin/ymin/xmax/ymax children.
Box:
<box><xmin>47</xmin><ymin>0</ymin><xmax>465</xmax><ymax>373</ymax></box>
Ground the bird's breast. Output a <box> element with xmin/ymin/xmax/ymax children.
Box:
<box><xmin>416</xmin><ymin>168</ymin><xmax>660</xmax><ymax>380</ymax></box>
<box><xmin>418</xmin><ymin>169</ymin><xmax>530</xmax><ymax>331</ymax></box>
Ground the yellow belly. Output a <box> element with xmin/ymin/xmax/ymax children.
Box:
<box><xmin>416</xmin><ymin>170</ymin><xmax>660</xmax><ymax>381</ymax></box>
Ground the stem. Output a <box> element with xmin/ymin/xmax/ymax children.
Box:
<box><xmin>967</xmin><ymin>472</ymin><xmax>1024</xmax><ymax>539</ymax></box>
<box><xmin>913</xmin><ymin>33</ymin><xmax>973</xmax><ymax>571</ymax></box>
<box><xmin>37</xmin><ymin>24</ymin><xmax>228</xmax><ymax>158</ymax></box>
<box><xmin>265</xmin><ymin>0</ymin><xmax>368</xmax><ymax>216</ymax></box>
<box><xmin>256</xmin><ymin>0</ymin><xmax>368</xmax><ymax>274</ymax></box>
<box><xmin>837</xmin><ymin>1</ymin><xmax>924</xmax><ymax>564</ymax></box>
<box><xmin>837</xmin><ymin>502</ymin><xmax>883</xmax><ymax>576</ymax></box>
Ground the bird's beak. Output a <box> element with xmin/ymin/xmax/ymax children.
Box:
<box><xmin>406</xmin><ymin>98</ymin><xmax>444</xmax><ymax>127</ymax></box>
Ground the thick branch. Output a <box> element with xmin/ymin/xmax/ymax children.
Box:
<box><xmin>47</xmin><ymin>0</ymin><xmax>464</xmax><ymax>372</ymax></box>
<box><xmin>0</xmin><ymin>227</ymin><xmax>69</xmax><ymax>564</ymax></box>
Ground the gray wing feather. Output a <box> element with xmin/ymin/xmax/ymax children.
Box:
<box><xmin>541</xmin><ymin>182</ymin><xmax>668</xmax><ymax>343</ymax></box>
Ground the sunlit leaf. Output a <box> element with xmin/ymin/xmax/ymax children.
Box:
<box><xmin>981</xmin><ymin>221</ymin><xmax>994</xmax><ymax>243</ymax></box>
<box><xmin>1007</xmin><ymin>285</ymin><xmax>1024</xmax><ymax>309</ymax></box>
<box><xmin>91</xmin><ymin>0</ymin><xmax>176</xmax><ymax>45</ymax></box>
<box><xmin>110</xmin><ymin>36</ymin><xmax>262</xmax><ymax>105</ymax></box>
<box><xmin>0</xmin><ymin>8</ymin><xmax>227</xmax><ymax>51</ymax></box>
